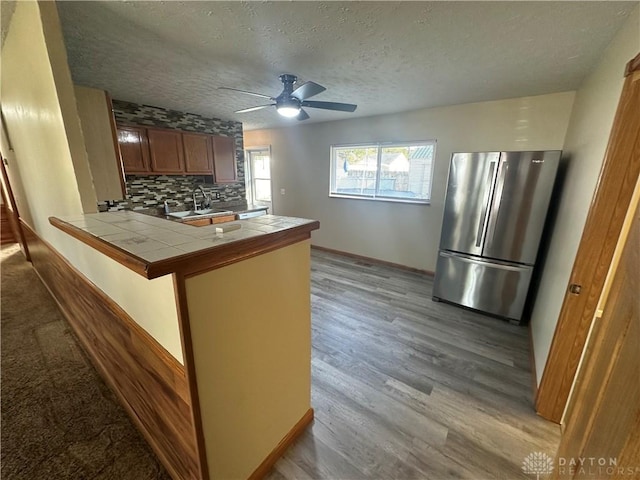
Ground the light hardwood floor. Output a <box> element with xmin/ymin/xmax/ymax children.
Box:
<box><xmin>266</xmin><ymin>248</ymin><xmax>559</xmax><ymax>480</ymax></box>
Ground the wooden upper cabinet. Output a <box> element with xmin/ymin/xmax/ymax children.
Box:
<box><xmin>147</xmin><ymin>128</ymin><xmax>185</xmax><ymax>174</ymax></box>
<box><xmin>212</xmin><ymin>135</ymin><xmax>237</xmax><ymax>183</ymax></box>
<box><xmin>183</xmin><ymin>133</ymin><xmax>213</xmax><ymax>174</ymax></box>
<box><xmin>117</xmin><ymin>126</ymin><xmax>237</xmax><ymax>181</ymax></box>
<box><xmin>117</xmin><ymin>126</ymin><xmax>150</xmax><ymax>174</ymax></box>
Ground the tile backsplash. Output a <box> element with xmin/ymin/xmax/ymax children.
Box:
<box><xmin>104</xmin><ymin>100</ymin><xmax>246</xmax><ymax>211</ymax></box>
<box><xmin>127</xmin><ymin>175</ymin><xmax>244</xmax><ymax>210</ymax></box>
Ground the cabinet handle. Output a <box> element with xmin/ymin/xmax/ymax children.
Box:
<box><xmin>569</xmin><ymin>284</ymin><xmax>582</xmax><ymax>295</ymax></box>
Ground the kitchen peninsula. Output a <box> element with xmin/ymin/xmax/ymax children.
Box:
<box><xmin>50</xmin><ymin>211</ymin><xmax>319</xmax><ymax>480</ymax></box>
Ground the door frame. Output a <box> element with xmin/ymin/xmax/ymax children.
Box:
<box><xmin>552</xmin><ymin>173</ymin><xmax>640</xmax><ymax>479</ymax></box>
<box><xmin>535</xmin><ymin>53</ymin><xmax>640</xmax><ymax>423</ymax></box>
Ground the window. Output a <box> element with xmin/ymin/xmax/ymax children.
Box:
<box><xmin>245</xmin><ymin>147</ymin><xmax>272</xmax><ymax>210</ymax></box>
<box><xmin>330</xmin><ymin>141</ymin><xmax>436</xmax><ymax>203</ymax></box>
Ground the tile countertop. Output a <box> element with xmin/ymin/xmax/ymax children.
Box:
<box><xmin>50</xmin><ymin>211</ymin><xmax>319</xmax><ymax>279</ymax></box>
<box><xmin>227</xmin><ymin>204</ymin><xmax>269</xmax><ymax>214</ymax></box>
<box><xmin>133</xmin><ymin>203</ymin><xmax>269</xmax><ymax>222</ymax></box>
<box><xmin>167</xmin><ymin>203</ymin><xmax>268</xmax><ymax>215</ymax></box>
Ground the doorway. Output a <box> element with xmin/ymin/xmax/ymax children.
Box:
<box><xmin>245</xmin><ymin>147</ymin><xmax>273</xmax><ymax>213</ymax></box>
<box><xmin>535</xmin><ymin>53</ymin><xmax>640</xmax><ymax>423</ymax></box>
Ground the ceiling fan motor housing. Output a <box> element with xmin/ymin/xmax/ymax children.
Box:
<box><xmin>279</xmin><ymin>73</ymin><xmax>298</xmax><ymax>91</ymax></box>
<box><xmin>277</xmin><ymin>74</ymin><xmax>300</xmax><ymax>108</ymax></box>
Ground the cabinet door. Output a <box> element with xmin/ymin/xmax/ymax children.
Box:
<box><xmin>212</xmin><ymin>135</ymin><xmax>237</xmax><ymax>183</ymax></box>
<box><xmin>183</xmin><ymin>133</ymin><xmax>213</xmax><ymax>174</ymax></box>
<box><xmin>147</xmin><ymin>128</ymin><xmax>185</xmax><ymax>174</ymax></box>
<box><xmin>117</xmin><ymin>126</ymin><xmax>150</xmax><ymax>174</ymax></box>
<box><xmin>211</xmin><ymin>214</ymin><xmax>236</xmax><ymax>224</ymax></box>
<box><xmin>183</xmin><ymin>218</ymin><xmax>212</xmax><ymax>227</ymax></box>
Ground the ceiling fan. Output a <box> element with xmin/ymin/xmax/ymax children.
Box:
<box><xmin>219</xmin><ymin>74</ymin><xmax>357</xmax><ymax>121</ymax></box>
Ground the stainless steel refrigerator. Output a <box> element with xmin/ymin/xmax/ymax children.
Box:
<box><xmin>433</xmin><ymin>151</ymin><xmax>560</xmax><ymax>323</ymax></box>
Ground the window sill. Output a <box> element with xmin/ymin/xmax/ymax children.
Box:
<box><xmin>328</xmin><ymin>193</ymin><xmax>430</xmax><ymax>205</ymax></box>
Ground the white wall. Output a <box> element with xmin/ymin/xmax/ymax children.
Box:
<box><xmin>530</xmin><ymin>7</ymin><xmax>640</xmax><ymax>385</ymax></box>
<box><xmin>246</xmin><ymin>91</ymin><xmax>575</xmax><ymax>272</ymax></box>
<box><xmin>1</xmin><ymin>0</ymin><xmax>183</xmax><ymax>363</ymax></box>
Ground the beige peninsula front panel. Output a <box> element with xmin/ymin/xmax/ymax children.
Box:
<box><xmin>185</xmin><ymin>239</ymin><xmax>312</xmax><ymax>480</ymax></box>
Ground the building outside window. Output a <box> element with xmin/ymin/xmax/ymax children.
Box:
<box><xmin>329</xmin><ymin>141</ymin><xmax>436</xmax><ymax>204</ymax></box>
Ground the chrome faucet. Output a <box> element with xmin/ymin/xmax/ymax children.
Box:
<box><xmin>192</xmin><ymin>185</ymin><xmax>211</xmax><ymax>210</ymax></box>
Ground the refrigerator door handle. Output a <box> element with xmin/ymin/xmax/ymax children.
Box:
<box><xmin>475</xmin><ymin>161</ymin><xmax>497</xmax><ymax>247</ymax></box>
<box><xmin>486</xmin><ymin>160</ymin><xmax>509</xmax><ymax>246</ymax></box>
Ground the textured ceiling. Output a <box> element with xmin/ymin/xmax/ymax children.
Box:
<box><xmin>56</xmin><ymin>1</ymin><xmax>636</xmax><ymax>131</ymax></box>
<box><xmin>0</xmin><ymin>1</ymin><xmax>17</xmax><ymax>46</ymax></box>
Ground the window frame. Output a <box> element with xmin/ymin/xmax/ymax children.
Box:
<box><xmin>329</xmin><ymin>140</ymin><xmax>437</xmax><ymax>205</ymax></box>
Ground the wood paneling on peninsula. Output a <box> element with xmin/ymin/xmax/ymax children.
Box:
<box><xmin>20</xmin><ymin>221</ymin><xmax>200</xmax><ymax>480</ymax></box>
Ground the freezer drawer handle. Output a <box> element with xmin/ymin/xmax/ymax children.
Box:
<box><xmin>439</xmin><ymin>251</ymin><xmax>529</xmax><ymax>272</ymax></box>
<box><xmin>569</xmin><ymin>283</ymin><xmax>582</xmax><ymax>295</ymax></box>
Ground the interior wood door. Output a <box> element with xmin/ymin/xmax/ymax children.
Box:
<box><xmin>117</xmin><ymin>126</ymin><xmax>150</xmax><ymax>174</ymax></box>
<box><xmin>552</xmin><ymin>178</ymin><xmax>640</xmax><ymax>479</ymax></box>
<box><xmin>0</xmin><ymin>155</ymin><xmax>29</xmax><ymax>260</ymax></box>
<box><xmin>212</xmin><ymin>135</ymin><xmax>237</xmax><ymax>183</ymax></box>
<box><xmin>1</xmin><ymin>186</ymin><xmax>18</xmax><ymax>244</ymax></box>
<box><xmin>536</xmin><ymin>53</ymin><xmax>640</xmax><ymax>423</ymax></box>
<box><xmin>148</xmin><ymin>128</ymin><xmax>185</xmax><ymax>174</ymax></box>
<box><xmin>183</xmin><ymin>133</ymin><xmax>213</xmax><ymax>174</ymax></box>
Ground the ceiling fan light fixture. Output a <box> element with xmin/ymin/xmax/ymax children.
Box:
<box><xmin>277</xmin><ymin>106</ymin><xmax>301</xmax><ymax>118</ymax></box>
<box><xmin>276</xmin><ymin>97</ymin><xmax>301</xmax><ymax>118</ymax></box>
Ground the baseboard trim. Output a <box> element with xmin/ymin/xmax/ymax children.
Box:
<box><xmin>20</xmin><ymin>220</ymin><xmax>200</xmax><ymax>480</ymax></box>
<box><xmin>248</xmin><ymin>408</ymin><xmax>314</xmax><ymax>480</ymax></box>
<box><xmin>529</xmin><ymin>322</ymin><xmax>539</xmax><ymax>403</ymax></box>
<box><xmin>311</xmin><ymin>245</ymin><xmax>434</xmax><ymax>276</ymax></box>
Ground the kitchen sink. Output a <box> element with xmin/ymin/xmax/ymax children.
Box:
<box><xmin>168</xmin><ymin>209</ymin><xmax>233</xmax><ymax>220</ymax></box>
<box><xmin>168</xmin><ymin>210</ymin><xmax>198</xmax><ymax>219</ymax></box>
<box><xmin>194</xmin><ymin>208</ymin><xmax>232</xmax><ymax>215</ymax></box>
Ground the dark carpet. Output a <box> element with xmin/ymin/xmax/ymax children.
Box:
<box><xmin>1</xmin><ymin>244</ymin><xmax>171</xmax><ymax>480</ymax></box>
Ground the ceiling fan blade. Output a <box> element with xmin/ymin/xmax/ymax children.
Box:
<box><xmin>296</xmin><ymin>108</ymin><xmax>310</xmax><ymax>121</ymax></box>
<box><xmin>235</xmin><ymin>104</ymin><xmax>274</xmax><ymax>114</ymax></box>
<box><xmin>218</xmin><ymin>86</ymin><xmax>273</xmax><ymax>100</ymax></box>
<box><xmin>291</xmin><ymin>81</ymin><xmax>326</xmax><ymax>101</ymax></box>
<box><xmin>301</xmin><ymin>100</ymin><xmax>357</xmax><ymax>112</ymax></box>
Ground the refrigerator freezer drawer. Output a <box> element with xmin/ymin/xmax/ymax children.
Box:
<box><xmin>433</xmin><ymin>252</ymin><xmax>533</xmax><ymax>321</ymax></box>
